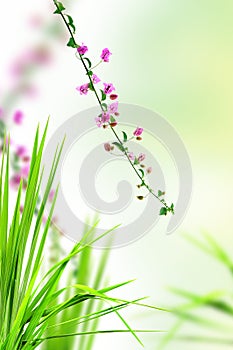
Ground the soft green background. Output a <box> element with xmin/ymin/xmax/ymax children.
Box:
<box><xmin>1</xmin><ymin>0</ymin><xmax>233</xmax><ymax>349</ymax></box>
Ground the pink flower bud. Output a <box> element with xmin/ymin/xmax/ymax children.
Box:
<box><xmin>104</xmin><ymin>143</ymin><xmax>111</xmax><ymax>152</ymax></box>
<box><xmin>138</xmin><ymin>153</ymin><xmax>146</xmax><ymax>162</ymax></box>
<box><xmin>110</xmin><ymin>94</ymin><xmax>118</xmax><ymax>100</ymax></box>
<box><xmin>133</xmin><ymin>127</ymin><xmax>144</xmax><ymax>137</ymax></box>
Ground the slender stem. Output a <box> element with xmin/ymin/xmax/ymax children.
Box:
<box><xmin>90</xmin><ymin>60</ymin><xmax>103</xmax><ymax>70</ymax></box>
<box><xmin>53</xmin><ymin>0</ymin><xmax>171</xmax><ymax>211</ymax></box>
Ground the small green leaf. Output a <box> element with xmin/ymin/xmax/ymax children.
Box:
<box><xmin>134</xmin><ymin>158</ymin><xmax>139</xmax><ymax>165</ymax></box>
<box><xmin>110</xmin><ymin>115</ymin><xmax>116</xmax><ymax>123</ymax></box>
<box><xmin>102</xmin><ymin>103</ymin><xmax>108</xmax><ymax>111</ymax></box>
<box><xmin>87</xmin><ymin>70</ymin><xmax>93</xmax><ymax>77</ymax></box>
<box><xmin>100</xmin><ymin>90</ymin><xmax>107</xmax><ymax>101</ymax></box>
<box><xmin>160</xmin><ymin>207</ymin><xmax>168</xmax><ymax>216</ymax></box>
<box><xmin>88</xmin><ymin>83</ymin><xmax>94</xmax><ymax>91</ymax></box>
<box><xmin>83</xmin><ymin>57</ymin><xmax>92</xmax><ymax>68</ymax></box>
<box><xmin>122</xmin><ymin>131</ymin><xmax>127</xmax><ymax>142</ymax></box>
<box><xmin>112</xmin><ymin>142</ymin><xmax>125</xmax><ymax>152</ymax></box>
<box><xmin>138</xmin><ymin>169</ymin><xmax>145</xmax><ymax>178</ymax></box>
<box><xmin>158</xmin><ymin>190</ymin><xmax>165</xmax><ymax>197</ymax></box>
<box><xmin>67</xmin><ymin>37</ymin><xmax>77</xmax><ymax>48</ymax></box>
<box><xmin>53</xmin><ymin>1</ymin><xmax>66</xmax><ymax>14</ymax></box>
<box><xmin>0</xmin><ymin>120</ymin><xmax>5</xmax><ymax>138</ymax></box>
<box><xmin>66</xmin><ymin>14</ymin><xmax>76</xmax><ymax>33</ymax></box>
<box><xmin>169</xmin><ymin>203</ymin><xmax>174</xmax><ymax>214</ymax></box>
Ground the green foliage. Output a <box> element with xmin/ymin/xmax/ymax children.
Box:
<box><xmin>159</xmin><ymin>207</ymin><xmax>167</xmax><ymax>216</ymax></box>
<box><xmin>112</xmin><ymin>142</ymin><xmax>125</xmax><ymax>153</ymax></box>
<box><xmin>122</xmin><ymin>131</ymin><xmax>128</xmax><ymax>143</ymax></box>
<box><xmin>100</xmin><ymin>89</ymin><xmax>107</xmax><ymax>102</ymax></box>
<box><xmin>0</xmin><ymin>123</ymin><xmax>163</xmax><ymax>350</ymax></box>
<box><xmin>83</xmin><ymin>57</ymin><xmax>92</xmax><ymax>69</ymax></box>
<box><xmin>53</xmin><ymin>1</ymin><xmax>65</xmax><ymax>14</ymax></box>
<box><xmin>67</xmin><ymin>38</ymin><xmax>77</xmax><ymax>48</ymax></box>
<box><xmin>66</xmin><ymin>15</ymin><xmax>76</xmax><ymax>34</ymax></box>
<box><xmin>158</xmin><ymin>232</ymin><xmax>233</xmax><ymax>349</ymax></box>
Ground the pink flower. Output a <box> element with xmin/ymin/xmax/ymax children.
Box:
<box><xmin>76</xmin><ymin>83</ymin><xmax>89</xmax><ymax>95</ymax></box>
<box><xmin>49</xmin><ymin>189</ymin><xmax>55</xmax><ymax>202</ymax></box>
<box><xmin>104</xmin><ymin>143</ymin><xmax>111</xmax><ymax>152</ymax></box>
<box><xmin>133</xmin><ymin>127</ymin><xmax>144</xmax><ymax>137</ymax></box>
<box><xmin>138</xmin><ymin>153</ymin><xmax>146</xmax><ymax>162</ymax></box>
<box><xmin>77</xmin><ymin>44</ymin><xmax>88</xmax><ymax>55</ymax></box>
<box><xmin>16</xmin><ymin>145</ymin><xmax>27</xmax><ymax>157</ymax></box>
<box><xmin>92</xmin><ymin>74</ymin><xmax>101</xmax><ymax>84</ymax></box>
<box><xmin>13</xmin><ymin>110</ymin><xmax>24</xmax><ymax>125</ymax></box>
<box><xmin>102</xmin><ymin>112</ymin><xmax>110</xmax><ymax>123</ymax></box>
<box><xmin>21</xmin><ymin>165</ymin><xmax>30</xmax><ymax>177</ymax></box>
<box><xmin>10</xmin><ymin>174</ymin><xmax>21</xmax><ymax>188</ymax></box>
<box><xmin>108</xmin><ymin>102</ymin><xmax>118</xmax><ymax>114</ymax></box>
<box><xmin>128</xmin><ymin>152</ymin><xmax>135</xmax><ymax>161</ymax></box>
<box><xmin>95</xmin><ymin>116</ymin><xmax>103</xmax><ymax>128</ymax></box>
<box><xmin>101</xmin><ymin>48</ymin><xmax>112</xmax><ymax>62</ymax></box>
<box><xmin>103</xmin><ymin>83</ymin><xmax>115</xmax><ymax>95</ymax></box>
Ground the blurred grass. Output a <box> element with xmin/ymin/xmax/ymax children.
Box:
<box><xmin>158</xmin><ymin>232</ymin><xmax>233</xmax><ymax>349</ymax></box>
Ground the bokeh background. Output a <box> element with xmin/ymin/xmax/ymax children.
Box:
<box><xmin>1</xmin><ymin>0</ymin><xmax>233</xmax><ymax>349</ymax></box>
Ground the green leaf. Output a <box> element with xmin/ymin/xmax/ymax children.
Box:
<box><xmin>110</xmin><ymin>116</ymin><xmax>116</xmax><ymax>123</ymax></box>
<box><xmin>159</xmin><ymin>207</ymin><xmax>168</xmax><ymax>216</ymax></box>
<box><xmin>100</xmin><ymin>89</ymin><xmax>107</xmax><ymax>101</ymax></box>
<box><xmin>158</xmin><ymin>190</ymin><xmax>165</xmax><ymax>197</ymax></box>
<box><xmin>138</xmin><ymin>169</ymin><xmax>145</xmax><ymax>179</ymax></box>
<box><xmin>53</xmin><ymin>1</ymin><xmax>66</xmax><ymax>14</ymax></box>
<box><xmin>66</xmin><ymin>14</ymin><xmax>76</xmax><ymax>33</ymax></box>
<box><xmin>83</xmin><ymin>57</ymin><xmax>92</xmax><ymax>69</ymax></box>
<box><xmin>101</xmin><ymin>103</ymin><xmax>108</xmax><ymax>111</ymax></box>
<box><xmin>67</xmin><ymin>37</ymin><xmax>77</xmax><ymax>48</ymax></box>
<box><xmin>112</xmin><ymin>142</ymin><xmax>125</xmax><ymax>152</ymax></box>
<box><xmin>87</xmin><ymin>70</ymin><xmax>93</xmax><ymax>77</ymax></box>
<box><xmin>122</xmin><ymin>131</ymin><xmax>127</xmax><ymax>142</ymax></box>
<box><xmin>0</xmin><ymin>120</ymin><xmax>5</xmax><ymax>138</ymax></box>
<box><xmin>88</xmin><ymin>83</ymin><xmax>94</xmax><ymax>91</ymax></box>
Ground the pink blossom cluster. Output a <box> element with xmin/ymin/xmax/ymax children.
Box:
<box><xmin>74</xmin><ymin>44</ymin><xmax>153</xmax><ymax>177</ymax></box>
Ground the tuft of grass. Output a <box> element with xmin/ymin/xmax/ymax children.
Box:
<box><xmin>0</xmin><ymin>122</ymin><xmax>164</xmax><ymax>350</ymax></box>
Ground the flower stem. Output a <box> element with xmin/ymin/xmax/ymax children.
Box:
<box><xmin>53</xmin><ymin>0</ymin><xmax>172</xmax><ymax>212</ymax></box>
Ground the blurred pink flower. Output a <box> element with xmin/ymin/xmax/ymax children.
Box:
<box><xmin>138</xmin><ymin>153</ymin><xmax>146</xmax><ymax>162</ymax></box>
<box><xmin>102</xmin><ymin>112</ymin><xmax>110</xmax><ymax>123</ymax></box>
<box><xmin>49</xmin><ymin>189</ymin><xmax>55</xmax><ymax>202</ymax></box>
<box><xmin>21</xmin><ymin>165</ymin><xmax>30</xmax><ymax>177</ymax></box>
<box><xmin>108</xmin><ymin>102</ymin><xmax>118</xmax><ymax>114</ymax></box>
<box><xmin>95</xmin><ymin>116</ymin><xmax>103</xmax><ymax>128</ymax></box>
<box><xmin>10</xmin><ymin>174</ymin><xmax>21</xmax><ymax>188</ymax></box>
<box><xmin>16</xmin><ymin>145</ymin><xmax>28</xmax><ymax>157</ymax></box>
<box><xmin>13</xmin><ymin>110</ymin><xmax>24</xmax><ymax>125</ymax></box>
<box><xmin>128</xmin><ymin>152</ymin><xmax>135</xmax><ymax>161</ymax></box>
